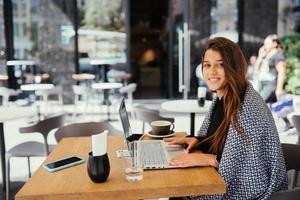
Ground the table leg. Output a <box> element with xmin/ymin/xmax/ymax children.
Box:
<box><xmin>104</xmin><ymin>93</ymin><xmax>118</xmax><ymax>122</ymax></box>
<box><xmin>190</xmin><ymin>113</ymin><xmax>195</xmax><ymax>136</ymax></box>
<box><xmin>0</xmin><ymin>122</ymin><xmax>6</xmax><ymax>191</ymax></box>
<box><xmin>103</xmin><ymin>90</ymin><xmax>109</xmax><ymax>105</ymax></box>
<box><xmin>107</xmin><ymin>104</ymin><xmax>111</xmax><ymax>121</ymax></box>
<box><xmin>98</xmin><ymin>64</ymin><xmax>109</xmax><ymax>82</ymax></box>
<box><xmin>102</xmin><ymin>65</ymin><xmax>109</xmax><ymax>82</ymax></box>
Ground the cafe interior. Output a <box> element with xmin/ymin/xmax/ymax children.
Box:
<box><xmin>0</xmin><ymin>0</ymin><xmax>300</xmax><ymax>199</ymax></box>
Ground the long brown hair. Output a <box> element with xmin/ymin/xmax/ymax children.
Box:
<box><xmin>202</xmin><ymin>37</ymin><xmax>248</xmax><ymax>155</ymax></box>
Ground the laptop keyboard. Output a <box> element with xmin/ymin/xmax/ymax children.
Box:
<box><xmin>140</xmin><ymin>141</ymin><xmax>169</xmax><ymax>168</ymax></box>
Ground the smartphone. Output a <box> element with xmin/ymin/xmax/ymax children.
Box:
<box><xmin>43</xmin><ymin>156</ymin><xmax>84</xmax><ymax>172</ymax></box>
<box><xmin>126</xmin><ymin>134</ymin><xmax>143</xmax><ymax>142</ymax></box>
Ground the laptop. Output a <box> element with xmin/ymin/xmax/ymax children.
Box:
<box><xmin>119</xmin><ymin>98</ymin><xmax>185</xmax><ymax>169</ymax></box>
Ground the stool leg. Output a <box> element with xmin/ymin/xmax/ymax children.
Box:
<box><xmin>5</xmin><ymin>156</ymin><xmax>10</xmax><ymax>200</ymax></box>
<box><xmin>27</xmin><ymin>157</ymin><xmax>31</xmax><ymax>178</ymax></box>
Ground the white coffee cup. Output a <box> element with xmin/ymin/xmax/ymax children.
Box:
<box><xmin>150</xmin><ymin>120</ymin><xmax>175</xmax><ymax>135</ymax></box>
<box><xmin>197</xmin><ymin>87</ymin><xmax>207</xmax><ymax>107</ymax></box>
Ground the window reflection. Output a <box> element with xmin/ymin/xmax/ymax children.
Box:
<box><xmin>78</xmin><ymin>0</ymin><xmax>127</xmax><ymax>74</ymax></box>
<box><xmin>0</xmin><ymin>0</ymin><xmax>6</xmax><ymax>75</ymax></box>
<box><xmin>11</xmin><ymin>0</ymin><xmax>75</xmax><ymax>88</ymax></box>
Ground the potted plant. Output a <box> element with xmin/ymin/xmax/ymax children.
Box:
<box><xmin>281</xmin><ymin>33</ymin><xmax>300</xmax><ymax>109</ymax></box>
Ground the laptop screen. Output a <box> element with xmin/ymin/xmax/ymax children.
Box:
<box><xmin>119</xmin><ymin>98</ymin><xmax>135</xmax><ymax>153</ymax></box>
<box><xmin>119</xmin><ymin>98</ymin><xmax>132</xmax><ymax>139</ymax></box>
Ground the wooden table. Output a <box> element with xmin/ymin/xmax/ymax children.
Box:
<box><xmin>0</xmin><ymin>74</ymin><xmax>8</xmax><ymax>81</ymax></box>
<box><xmin>161</xmin><ymin>100</ymin><xmax>211</xmax><ymax>136</ymax></box>
<box><xmin>16</xmin><ymin>134</ymin><xmax>226</xmax><ymax>200</ymax></box>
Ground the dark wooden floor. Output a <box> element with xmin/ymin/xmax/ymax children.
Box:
<box><xmin>0</xmin><ymin>181</ymin><xmax>25</xmax><ymax>200</ymax></box>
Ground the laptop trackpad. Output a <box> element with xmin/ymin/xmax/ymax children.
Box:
<box><xmin>165</xmin><ymin>145</ymin><xmax>186</xmax><ymax>159</ymax></box>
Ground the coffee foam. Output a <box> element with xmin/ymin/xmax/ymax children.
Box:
<box><xmin>151</xmin><ymin>120</ymin><xmax>171</xmax><ymax>126</ymax></box>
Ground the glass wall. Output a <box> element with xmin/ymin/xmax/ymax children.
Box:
<box><xmin>11</xmin><ymin>0</ymin><xmax>75</xmax><ymax>100</ymax></box>
<box><xmin>210</xmin><ymin>0</ymin><xmax>237</xmax><ymax>41</ymax></box>
<box><xmin>77</xmin><ymin>0</ymin><xmax>127</xmax><ymax>78</ymax></box>
<box><xmin>0</xmin><ymin>0</ymin><xmax>6</xmax><ymax>75</ymax></box>
<box><xmin>2</xmin><ymin>0</ymin><xmax>299</xmax><ymax>98</ymax></box>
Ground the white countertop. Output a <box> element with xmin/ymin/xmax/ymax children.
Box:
<box><xmin>0</xmin><ymin>106</ymin><xmax>37</xmax><ymax>122</ymax></box>
<box><xmin>6</xmin><ymin>60</ymin><xmax>36</xmax><ymax>66</ymax></box>
<box><xmin>90</xmin><ymin>58</ymin><xmax>126</xmax><ymax>65</ymax></box>
<box><xmin>161</xmin><ymin>99</ymin><xmax>211</xmax><ymax>114</ymax></box>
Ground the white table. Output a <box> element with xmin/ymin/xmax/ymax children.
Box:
<box><xmin>92</xmin><ymin>82</ymin><xmax>123</xmax><ymax>121</ymax></box>
<box><xmin>161</xmin><ymin>100</ymin><xmax>211</xmax><ymax>135</ymax></box>
<box><xmin>20</xmin><ymin>84</ymin><xmax>55</xmax><ymax>117</ymax></box>
<box><xmin>0</xmin><ymin>106</ymin><xmax>37</xmax><ymax>190</ymax></box>
<box><xmin>6</xmin><ymin>60</ymin><xmax>35</xmax><ymax>67</ymax></box>
<box><xmin>20</xmin><ymin>84</ymin><xmax>54</xmax><ymax>91</ymax></box>
<box><xmin>92</xmin><ymin>82</ymin><xmax>123</xmax><ymax>90</ymax></box>
<box><xmin>90</xmin><ymin>59</ymin><xmax>126</xmax><ymax>82</ymax></box>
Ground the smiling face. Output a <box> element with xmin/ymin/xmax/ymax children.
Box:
<box><xmin>202</xmin><ymin>49</ymin><xmax>226</xmax><ymax>98</ymax></box>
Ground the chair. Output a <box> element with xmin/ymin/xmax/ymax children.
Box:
<box><xmin>270</xmin><ymin>143</ymin><xmax>300</xmax><ymax>199</ymax></box>
<box><xmin>72</xmin><ymin>73</ymin><xmax>95</xmax><ymax>87</ymax></box>
<box><xmin>35</xmin><ymin>86</ymin><xmax>64</xmax><ymax>114</ymax></box>
<box><xmin>292</xmin><ymin>115</ymin><xmax>300</xmax><ymax>144</ymax></box>
<box><xmin>271</xmin><ymin>188</ymin><xmax>300</xmax><ymax>200</ymax></box>
<box><xmin>0</xmin><ymin>87</ymin><xmax>20</xmax><ymax>106</ymax></box>
<box><xmin>282</xmin><ymin>143</ymin><xmax>300</xmax><ymax>189</ymax></box>
<box><xmin>134</xmin><ymin>105</ymin><xmax>174</xmax><ymax>133</ymax></box>
<box><xmin>72</xmin><ymin>85</ymin><xmax>95</xmax><ymax>118</ymax></box>
<box><xmin>54</xmin><ymin>122</ymin><xmax>122</xmax><ymax>143</ymax></box>
<box><xmin>119</xmin><ymin>83</ymin><xmax>137</xmax><ymax>106</ymax></box>
<box><xmin>5</xmin><ymin>113</ymin><xmax>65</xmax><ymax>200</ymax></box>
<box><xmin>291</xmin><ymin>115</ymin><xmax>300</xmax><ymax>188</ymax></box>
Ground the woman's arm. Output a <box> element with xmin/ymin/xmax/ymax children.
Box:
<box><xmin>275</xmin><ymin>61</ymin><xmax>286</xmax><ymax>97</ymax></box>
<box><xmin>254</xmin><ymin>46</ymin><xmax>266</xmax><ymax>72</ymax></box>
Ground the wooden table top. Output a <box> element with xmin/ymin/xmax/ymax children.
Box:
<box><xmin>16</xmin><ymin>133</ymin><xmax>226</xmax><ymax>200</ymax></box>
<box><xmin>72</xmin><ymin>73</ymin><xmax>96</xmax><ymax>81</ymax></box>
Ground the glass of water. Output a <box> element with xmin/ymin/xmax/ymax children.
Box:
<box><xmin>123</xmin><ymin>151</ymin><xmax>144</xmax><ymax>182</ymax></box>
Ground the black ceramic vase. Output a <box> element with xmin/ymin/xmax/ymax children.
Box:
<box><xmin>87</xmin><ymin>152</ymin><xmax>110</xmax><ymax>183</ymax></box>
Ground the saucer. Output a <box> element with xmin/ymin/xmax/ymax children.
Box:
<box><xmin>147</xmin><ymin>131</ymin><xmax>176</xmax><ymax>138</ymax></box>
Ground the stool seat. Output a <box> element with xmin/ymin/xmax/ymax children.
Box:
<box><xmin>0</xmin><ymin>74</ymin><xmax>8</xmax><ymax>81</ymax></box>
<box><xmin>72</xmin><ymin>73</ymin><xmax>96</xmax><ymax>81</ymax></box>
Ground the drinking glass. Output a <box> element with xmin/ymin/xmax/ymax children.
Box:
<box><xmin>123</xmin><ymin>151</ymin><xmax>144</xmax><ymax>182</ymax></box>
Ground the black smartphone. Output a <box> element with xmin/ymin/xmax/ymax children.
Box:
<box><xmin>43</xmin><ymin>156</ymin><xmax>84</xmax><ymax>172</ymax></box>
<box><xmin>126</xmin><ymin>134</ymin><xmax>143</xmax><ymax>142</ymax></box>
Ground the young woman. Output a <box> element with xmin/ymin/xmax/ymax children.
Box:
<box><xmin>255</xmin><ymin>34</ymin><xmax>292</xmax><ymax>131</ymax></box>
<box><xmin>165</xmin><ymin>37</ymin><xmax>287</xmax><ymax>199</ymax></box>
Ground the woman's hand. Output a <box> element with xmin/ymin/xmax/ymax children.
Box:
<box><xmin>258</xmin><ymin>46</ymin><xmax>266</xmax><ymax>58</ymax></box>
<box><xmin>164</xmin><ymin>137</ymin><xmax>199</xmax><ymax>153</ymax></box>
<box><xmin>169</xmin><ymin>152</ymin><xmax>219</xmax><ymax>168</ymax></box>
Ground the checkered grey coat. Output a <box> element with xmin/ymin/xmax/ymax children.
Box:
<box><xmin>192</xmin><ymin>84</ymin><xmax>288</xmax><ymax>200</ymax></box>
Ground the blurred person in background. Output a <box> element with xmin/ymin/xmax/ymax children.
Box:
<box><xmin>246</xmin><ymin>55</ymin><xmax>260</xmax><ymax>91</ymax></box>
<box><xmin>255</xmin><ymin>34</ymin><xmax>293</xmax><ymax>131</ymax></box>
<box><xmin>247</xmin><ymin>55</ymin><xmax>257</xmax><ymax>80</ymax></box>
